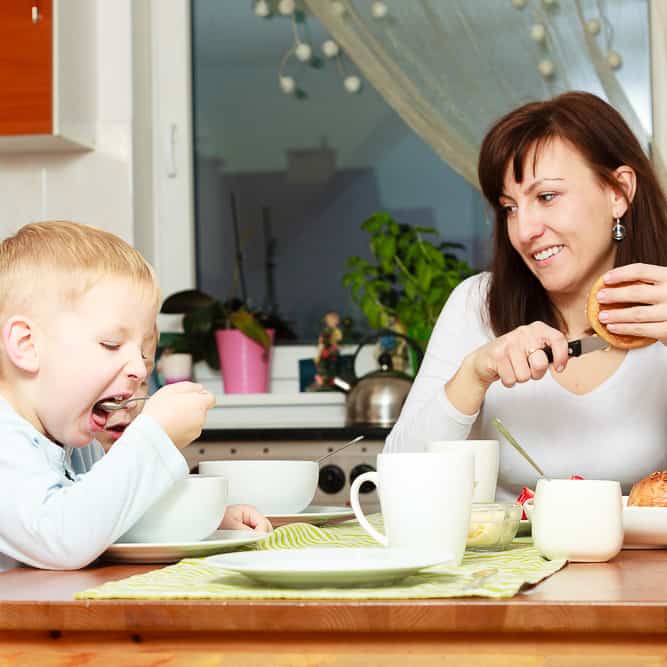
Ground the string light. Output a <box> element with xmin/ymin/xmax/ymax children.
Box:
<box><xmin>530</xmin><ymin>23</ymin><xmax>546</xmax><ymax>43</ymax></box>
<box><xmin>322</xmin><ymin>40</ymin><xmax>340</xmax><ymax>58</ymax></box>
<box><xmin>331</xmin><ymin>1</ymin><xmax>346</xmax><ymax>17</ymax></box>
<box><xmin>371</xmin><ymin>2</ymin><xmax>388</xmax><ymax>19</ymax></box>
<box><xmin>279</xmin><ymin>75</ymin><xmax>296</xmax><ymax>93</ymax></box>
<box><xmin>344</xmin><ymin>75</ymin><xmax>362</xmax><ymax>93</ymax></box>
<box><xmin>586</xmin><ymin>18</ymin><xmax>601</xmax><ymax>35</ymax></box>
<box><xmin>263</xmin><ymin>1</ymin><xmax>363</xmax><ymax>99</ymax></box>
<box><xmin>607</xmin><ymin>51</ymin><xmax>622</xmax><ymax>69</ymax></box>
<box><xmin>278</xmin><ymin>0</ymin><xmax>295</xmax><ymax>15</ymax></box>
<box><xmin>538</xmin><ymin>59</ymin><xmax>555</xmax><ymax>78</ymax></box>
<box><xmin>254</xmin><ymin>0</ymin><xmax>271</xmax><ymax>17</ymax></box>
<box><xmin>295</xmin><ymin>42</ymin><xmax>312</xmax><ymax>61</ymax></box>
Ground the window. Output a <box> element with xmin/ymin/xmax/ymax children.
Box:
<box><xmin>190</xmin><ymin>0</ymin><xmax>485</xmax><ymax>341</ymax></box>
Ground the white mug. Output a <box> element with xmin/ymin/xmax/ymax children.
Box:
<box><xmin>350</xmin><ymin>452</ymin><xmax>474</xmax><ymax>566</ymax></box>
<box><xmin>427</xmin><ymin>440</ymin><xmax>499</xmax><ymax>503</ymax></box>
<box><xmin>159</xmin><ymin>352</ymin><xmax>193</xmax><ymax>384</ymax></box>
<box><xmin>529</xmin><ymin>478</ymin><xmax>623</xmax><ymax>562</ymax></box>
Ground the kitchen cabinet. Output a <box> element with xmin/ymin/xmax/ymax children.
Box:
<box><xmin>0</xmin><ymin>0</ymin><xmax>95</xmax><ymax>152</ymax></box>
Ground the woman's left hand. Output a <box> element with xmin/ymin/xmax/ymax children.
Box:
<box><xmin>597</xmin><ymin>263</ymin><xmax>667</xmax><ymax>344</ymax></box>
<box><xmin>219</xmin><ymin>504</ymin><xmax>273</xmax><ymax>533</ymax></box>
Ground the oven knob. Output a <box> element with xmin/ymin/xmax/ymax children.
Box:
<box><xmin>350</xmin><ymin>464</ymin><xmax>376</xmax><ymax>493</ymax></box>
<box><xmin>318</xmin><ymin>464</ymin><xmax>346</xmax><ymax>494</ymax></box>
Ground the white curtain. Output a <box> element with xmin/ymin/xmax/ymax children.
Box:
<box><xmin>305</xmin><ymin>0</ymin><xmax>651</xmax><ymax>187</ymax></box>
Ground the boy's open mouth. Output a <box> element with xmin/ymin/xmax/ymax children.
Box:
<box><xmin>91</xmin><ymin>394</ymin><xmax>130</xmax><ymax>430</ymax></box>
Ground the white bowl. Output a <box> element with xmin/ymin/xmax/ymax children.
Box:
<box><xmin>118</xmin><ymin>474</ymin><xmax>228</xmax><ymax>544</ymax></box>
<box><xmin>198</xmin><ymin>460</ymin><xmax>318</xmax><ymax>514</ymax></box>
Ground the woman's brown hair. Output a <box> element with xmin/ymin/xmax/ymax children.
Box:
<box><xmin>478</xmin><ymin>91</ymin><xmax>667</xmax><ymax>336</ymax></box>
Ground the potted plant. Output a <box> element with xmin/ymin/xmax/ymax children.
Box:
<box><xmin>342</xmin><ymin>213</ymin><xmax>476</xmax><ymax>351</ymax></box>
<box><xmin>160</xmin><ymin>291</ymin><xmax>273</xmax><ymax>393</ymax></box>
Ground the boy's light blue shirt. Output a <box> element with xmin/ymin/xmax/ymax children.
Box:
<box><xmin>0</xmin><ymin>396</ymin><xmax>188</xmax><ymax>571</ymax></box>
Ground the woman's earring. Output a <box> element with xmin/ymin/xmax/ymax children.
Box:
<box><xmin>612</xmin><ymin>217</ymin><xmax>626</xmax><ymax>241</ymax></box>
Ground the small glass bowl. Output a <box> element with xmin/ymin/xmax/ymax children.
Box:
<box><xmin>466</xmin><ymin>502</ymin><xmax>522</xmax><ymax>551</ymax></box>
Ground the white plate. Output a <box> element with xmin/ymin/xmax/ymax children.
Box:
<box><xmin>206</xmin><ymin>547</ymin><xmax>453</xmax><ymax>587</ymax></box>
<box><xmin>102</xmin><ymin>530</ymin><xmax>270</xmax><ymax>564</ymax></box>
<box><xmin>266</xmin><ymin>505</ymin><xmax>355</xmax><ymax>527</ymax></box>
<box><xmin>623</xmin><ymin>496</ymin><xmax>667</xmax><ymax>549</ymax></box>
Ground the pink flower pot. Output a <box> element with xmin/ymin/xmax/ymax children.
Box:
<box><xmin>215</xmin><ymin>329</ymin><xmax>275</xmax><ymax>394</ymax></box>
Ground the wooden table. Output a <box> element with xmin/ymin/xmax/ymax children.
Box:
<box><xmin>1</xmin><ymin>549</ymin><xmax>667</xmax><ymax>665</ymax></box>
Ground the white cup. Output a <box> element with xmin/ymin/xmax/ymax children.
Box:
<box><xmin>529</xmin><ymin>478</ymin><xmax>623</xmax><ymax>562</ymax></box>
<box><xmin>159</xmin><ymin>352</ymin><xmax>193</xmax><ymax>384</ymax></box>
<box><xmin>350</xmin><ymin>452</ymin><xmax>474</xmax><ymax>566</ymax></box>
<box><xmin>427</xmin><ymin>440</ymin><xmax>499</xmax><ymax>503</ymax></box>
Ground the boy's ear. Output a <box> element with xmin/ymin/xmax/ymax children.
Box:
<box><xmin>2</xmin><ymin>316</ymin><xmax>40</xmax><ymax>373</ymax></box>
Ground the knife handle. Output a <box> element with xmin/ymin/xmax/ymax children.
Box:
<box><xmin>542</xmin><ymin>341</ymin><xmax>581</xmax><ymax>364</ymax></box>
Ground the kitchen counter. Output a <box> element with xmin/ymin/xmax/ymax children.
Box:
<box><xmin>1</xmin><ymin>550</ymin><xmax>667</xmax><ymax>664</ymax></box>
<box><xmin>198</xmin><ymin>426</ymin><xmax>390</xmax><ymax>441</ymax></box>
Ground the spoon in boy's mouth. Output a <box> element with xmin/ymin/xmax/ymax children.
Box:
<box><xmin>95</xmin><ymin>396</ymin><xmax>151</xmax><ymax>413</ymax></box>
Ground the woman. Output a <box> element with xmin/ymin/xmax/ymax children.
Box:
<box><xmin>385</xmin><ymin>91</ymin><xmax>667</xmax><ymax>501</ymax></box>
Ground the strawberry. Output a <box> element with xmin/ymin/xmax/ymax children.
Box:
<box><xmin>516</xmin><ymin>486</ymin><xmax>535</xmax><ymax>520</ymax></box>
<box><xmin>569</xmin><ymin>475</ymin><xmax>584</xmax><ymax>480</ymax></box>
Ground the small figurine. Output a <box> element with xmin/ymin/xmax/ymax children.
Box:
<box><xmin>312</xmin><ymin>311</ymin><xmax>343</xmax><ymax>390</ymax></box>
<box><xmin>376</xmin><ymin>316</ymin><xmax>409</xmax><ymax>373</ymax></box>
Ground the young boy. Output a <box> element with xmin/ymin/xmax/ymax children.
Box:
<box><xmin>95</xmin><ymin>329</ymin><xmax>272</xmax><ymax>533</ymax></box>
<box><xmin>0</xmin><ymin>221</ymin><xmax>269</xmax><ymax>571</ymax></box>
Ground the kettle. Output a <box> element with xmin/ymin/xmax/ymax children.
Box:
<box><xmin>333</xmin><ymin>329</ymin><xmax>423</xmax><ymax>428</ymax></box>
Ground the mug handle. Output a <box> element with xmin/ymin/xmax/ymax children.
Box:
<box><xmin>350</xmin><ymin>472</ymin><xmax>388</xmax><ymax>546</ymax></box>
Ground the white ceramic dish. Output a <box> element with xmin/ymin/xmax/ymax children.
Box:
<box><xmin>102</xmin><ymin>530</ymin><xmax>269</xmax><ymax>564</ymax></box>
<box><xmin>623</xmin><ymin>496</ymin><xmax>667</xmax><ymax>548</ymax></box>
<box><xmin>119</xmin><ymin>474</ymin><xmax>228</xmax><ymax>544</ymax></box>
<box><xmin>206</xmin><ymin>547</ymin><xmax>453</xmax><ymax>587</ymax></box>
<box><xmin>267</xmin><ymin>505</ymin><xmax>355</xmax><ymax>527</ymax></box>
<box><xmin>198</xmin><ymin>460</ymin><xmax>318</xmax><ymax>514</ymax></box>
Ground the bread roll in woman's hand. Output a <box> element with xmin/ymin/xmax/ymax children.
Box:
<box><xmin>587</xmin><ymin>275</ymin><xmax>655</xmax><ymax>349</ymax></box>
<box><xmin>627</xmin><ymin>471</ymin><xmax>667</xmax><ymax>507</ymax></box>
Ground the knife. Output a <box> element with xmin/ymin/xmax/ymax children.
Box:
<box><xmin>543</xmin><ymin>335</ymin><xmax>609</xmax><ymax>363</ymax></box>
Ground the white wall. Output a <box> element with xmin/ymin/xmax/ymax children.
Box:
<box><xmin>0</xmin><ymin>1</ymin><xmax>134</xmax><ymax>242</ymax></box>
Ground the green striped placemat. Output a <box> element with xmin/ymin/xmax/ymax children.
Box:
<box><xmin>78</xmin><ymin>516</ymin><xmax>564</xmax><ymax>600</ymax></box>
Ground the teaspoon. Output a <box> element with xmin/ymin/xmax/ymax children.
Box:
<box><xmin>96</xmin><ymin>396</ymin><xmax>151</xmax><ymax>412</ymax></box>
<box><xmin>316</xmin><ymin>435</ymin><xmax>365</xmax><ymax>463</ymax></box>
<box><xmin>492</xmin><ymin>417</ymin><xmax>544</xmax><ymax>477</ymax></box>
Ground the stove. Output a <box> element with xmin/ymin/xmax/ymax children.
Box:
<box><xmin>184</xmin><ymin>438</ymin><xmax>383</xmax><ymax>512</ymax></box>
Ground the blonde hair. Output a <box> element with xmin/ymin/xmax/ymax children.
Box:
<box><xmin>0</xmin><ymin>221</ymin><xmax>160</xmax><ymax>320</ymax></box>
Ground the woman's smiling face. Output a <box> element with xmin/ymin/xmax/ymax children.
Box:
<box><xmin>499</xmin><ymin>138</ymin><xmax>623</xmax><ymax>299</ymax></box>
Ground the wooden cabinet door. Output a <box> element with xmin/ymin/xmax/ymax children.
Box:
<box><xmin>0</xmin><ymin>0</ymin><xmax>52</xmax><ymax>135</ymax></box>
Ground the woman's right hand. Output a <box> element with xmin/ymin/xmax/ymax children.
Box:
<box><xmin>445</xmin><ymin>321</ymin><xmax>569</xmax><ymax>415</ymax></box>
<box><xmin>470</xmin><ymin>321</ymin><xmax>570</xmax><ymax>388</ymax></box>
<box><xmin>142</xmin><ymin>381</ymin><xmax>216</xmax><ymax>449</ymax></box>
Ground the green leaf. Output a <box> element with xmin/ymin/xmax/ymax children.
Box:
<box><xmin>229</xmin><ymin>310</ymin><xmax>271</xmax><ymax>352</ymax></box>
<box><xmin>159</xmin><ymin>332</ymin><xmax>190</xmax><ymax>354</ymax></box>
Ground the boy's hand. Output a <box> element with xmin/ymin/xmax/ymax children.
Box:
<box><xmin>142</xmin><ymin>382</ymin><xmax>215</xmax><ymax>449</ymax></box>
<box><xmin>220</xmin><ymin>504</ymin><xmax>273</xmax><ymax>533</ymax></box>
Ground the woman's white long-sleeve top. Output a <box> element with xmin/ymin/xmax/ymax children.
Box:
<box><xmin>385</xmin><ymin>273</ymin><xmax>667</xmax><ymax>500</ymax></box>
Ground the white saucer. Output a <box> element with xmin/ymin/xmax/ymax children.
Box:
<box><xmin>623</xmin><ymin>496</ymin><xmax>667</xmax><ymax>549</ymax></box>
<box><xmin>266</xmin><ymin>505</ymin><xmax>355</xmax><ymax>527</ymax></box>
<box><xmin>206</xmin><ymin>547</ymin><xmax>453</xmax><ymax>587</ymax></box>
<box><xmin>102</xmin><ymin>529</ymin><xmax>269</xmax><ymax>564</ymax></box>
